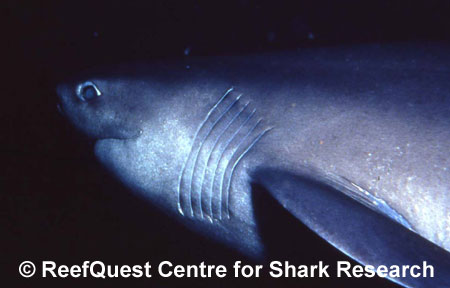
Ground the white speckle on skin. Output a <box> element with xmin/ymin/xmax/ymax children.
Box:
<box><xmin>184</xmin><ymin>46</ymin><xmax>191</xmax><ymax>56</ymax></box>
<box><xmin>437</xmin><ymin>231</ymin><xmax>445</xmax><ymax>242</ymax></box>
<box><xmin>414</xmin><ymin>204</ymin><xmax>420</xmax><ymax>212</ymax></box>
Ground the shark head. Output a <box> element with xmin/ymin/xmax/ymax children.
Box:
<box><xmin>56</xmin><ymin>63</ymin><xmax>265</xmax><ymax>257</ymax></box>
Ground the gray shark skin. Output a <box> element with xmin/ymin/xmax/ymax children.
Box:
<box><xmin>57</xmin><ymin>44</ymin><xmax>450</xmax><ymax>287</ymax></box>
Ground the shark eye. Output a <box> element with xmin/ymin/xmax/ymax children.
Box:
<box><xmin>76</xmin><ymin>81</ymin><xmax>101</xmax><ymax>102</ymax></box>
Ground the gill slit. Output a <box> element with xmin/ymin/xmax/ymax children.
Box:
<box><xmin>225</xmin><ymin>127</ymin><xmax>273</xmax><ymax>219</ymax></box>
<box><xmin>218</xmin><ymin>119</ymin><xmax>262</xmax><ymax>220</ymax></box>
<box><xmin>199</xmin><ymin>102</ymin><xmax>250</xmax><ymax>222</ymax></box>
<box><xmin>209</xmin><ymin>109</ymin><xmax>256</xmax><ymax>220</ymax></box>
<box><xmin>177</xmin><ymin>87</ymin><xmax>233</xmax><ymax>216</ymax></box>
<box><xmin>189</xmin><ymin>94</ymin><xmax>242</xmax><ymax>218</ymax></box>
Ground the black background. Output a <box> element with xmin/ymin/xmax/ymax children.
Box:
<box><xmin>3</xmin><ymin>1</ymin><xmax>450</xmax><ymax>287</ymax></box>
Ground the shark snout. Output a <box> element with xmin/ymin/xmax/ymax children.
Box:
<box><xmin>55</xmin><ymin>83</ymin><xmax>68</xmax><ymax>115</ymax></box>
<box><xmin>55</xmin><ymin>83</ymin><xmax>68</xmax><ymax>101</ymax></box>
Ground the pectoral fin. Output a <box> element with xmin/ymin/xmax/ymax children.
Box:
<box><xmin>253</xmin><ymin>168</ymin><xmax>450</xmax><ymax>288</ymax></box>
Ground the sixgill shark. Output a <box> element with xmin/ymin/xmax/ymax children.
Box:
<box><xmin>57</xmin><ymin>44</ymin><xmax>450</xmax><ymax>287</ymax></box>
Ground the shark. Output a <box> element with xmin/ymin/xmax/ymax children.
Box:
<box><xmin>57</xmin><ymin>44</ymin><xmax>450</xmax><ymax>287</ymax></box>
